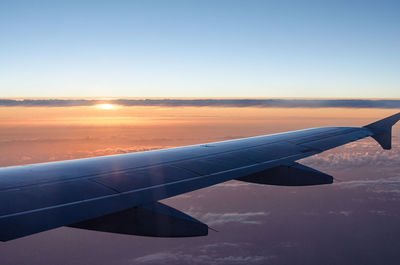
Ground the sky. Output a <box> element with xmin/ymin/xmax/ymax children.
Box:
<box><xmin>0</xmin><ymin>0</ymin><xmax>399</xmax><ymax>98</ymax></box>
<box><xmin>1</xmin><ymin>1</ymin><xmax>400</xmax><ymax>264</ymax></box>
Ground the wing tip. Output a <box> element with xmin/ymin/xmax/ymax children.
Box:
<box><xmin>364</xmin><ymin>112</ymin><xmax>400</xmax><ymax>150</ymax></box>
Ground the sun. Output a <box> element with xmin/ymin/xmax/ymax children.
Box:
<box><xmin>97</xmin><ymin>103</ymin><xmax>117</xmax><ymax>110</ymax></box>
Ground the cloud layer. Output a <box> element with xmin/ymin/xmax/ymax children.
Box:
<box><xmin>1</xmin><ymin>98</ymin><xmax>400</xmax><ymax>108</ymax></box>
<box><xmin>134</xmin><ymin>242</ymin><xmax>275</xmax><ymax>265</ymax></box>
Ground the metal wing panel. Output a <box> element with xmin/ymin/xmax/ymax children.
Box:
<box><xmin>298</xmin><ymin>128</ymin><xmax>372</xmax><ymax>151</ymax></box>
<box><xmin>243</xmin><ymin>142</ymin><xmax>306</xmax><ymax>163</ymax></box>
<box><xmin>0</xmin><ymin>179</ymin><xmax>117</xmax><ymax>216</ymax></box>
<box><xmin>0</xmin><ymin>128</ymin><xmax>359</xmax><ymax>218</ymax></box>
<box><xmin>171</xmin><ymin>158</ymin><xmax>238</xmax><ymax>175</ymax></box>
<box><xmin>287</xmin><ymin>127</ymin><xmax>356</xmax><ymax>145</ymax></box>
<box><xmin>0</xmin><ymin>127</ymin><xmax>333</xmax><ymax>191</ymax></box>
<box><xmin>91</xmin><ymin>165</ymin><xmax>199</xmax><ymax>193</ymax></box>
<box><xmin>0</xmin><ymin>150</ymin><xmax>313</xmax><ymax>241</ymax></box>
<box><xmin>172</xmin><ymin>142</ymin><xmax>305</xmax><ymax>175</ymax></box>
<box><xmin>0</xmin><ymin>125</ymin><xmax>381</xmax><ymax>241</ymax></box>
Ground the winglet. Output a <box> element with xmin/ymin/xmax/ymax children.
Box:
<box><xmin>364</xmin><ymin>112</ymin><xmax>400</xmax><ymax>150</ymax></box>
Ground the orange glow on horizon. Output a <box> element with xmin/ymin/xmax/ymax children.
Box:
<box><xmin>0</xmin><ymin>105</ymin><xmax>398</xmax><ymax>167</ymax></box>
<box><xmin>0</xmin><ymin>105</ymin><xmax>396</xmax><ymax>127</ymax></box>
<box><xmin>95</xmin><ymin>104</ymin><xmax>118</xmax><ymax>110</ymax></box>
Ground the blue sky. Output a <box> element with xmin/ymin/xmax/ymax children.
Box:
<box><xmin>0</xmin><ymin>0</ymin><xmax>399</xmax><ymax>98</ymax></box>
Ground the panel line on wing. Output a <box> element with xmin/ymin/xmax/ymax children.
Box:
<box><xmin>89</xmin><ymin>178</ymin><xmax>123</xmax><ymax>194</ymax></box>
<box><xmin>0</xmin><ymin>152</ymin><xmax>316</xmax><ymax>220</ymax></box>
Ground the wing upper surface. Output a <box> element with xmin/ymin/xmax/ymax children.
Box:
<box><xmin>0</xmin><ymin>124</ymin><xmax>383</xmax><ymax>241</ymax></box>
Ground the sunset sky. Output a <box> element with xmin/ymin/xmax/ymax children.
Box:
<box><xmin>1</xmin><ymin>1</ymin><xmax>400</xmax><ymax>264</ymax></box>
<box><xmin>1</xmin><ymin>0</ymin><xmax>399</xmax><ymax>98</ymax></box>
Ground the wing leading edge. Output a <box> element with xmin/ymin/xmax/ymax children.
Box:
<box><xmin>0</xmin><ymin>113</ymin><xmax>398</xmax><ymax>241</ymax></box>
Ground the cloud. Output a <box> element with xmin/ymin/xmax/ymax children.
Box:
<box><xmin>0</xmin><ymin>99</ymin><xmax>94</xmax><ymax>107</ymax></box>
<box><xmin>368</xmin><ymin>210</ymin><xmax>394</xmax><ymax>216</ymax></box>
<box><xmin>1</xmin><ymin>98</ymin><xmax>400</xmax><ymax>108</ymax></box>
<box><xmin>192</xmin><ymin>211</ymin><xmax>270</xmax><ymax>226</ymax></box>
<box><xmin>212</xmin><ymin>181</ymin><xmax>251</xmax><ymax>188</ymax></box>
<box><xmin>134</xmin><ymin>252</ymin><xmax>274</xmax><ymax>265</ymax></box>
<box><xmin>328</xmin><ymin>210</ymin><xmax>352</xmax><ymax>216</ymax></box>
<box><xmin>134</xmin><ymin>252</ymin><xmax>186</xmax><ymax>263</ymax></box>
<box><xmin>301</xmin><ymin>138</ymin><xmax>400</xmax><ymax>171</ymax></box>
<box><xmin>197</xmin><ymin>242</ymin><xmax>242</xmax><ymax>252</ymax></box>
<box><xmin>335</xmin><ymin>178</ymin><xmax>400</xmax><ymax>188</ymax></box>
<box><xmin>332</xmin><ymin>177</ymin><xmax>400</xmax><ymax>198</ymax></box>
<box><xmin>134</xmin><ymin>242</ymin><xmax>276</xmax><ymax>265</ymax></box>
<box><xmin>88</xmin><ymin>146</ymin><xmax>166</xmax><ymax>156</ymax></box>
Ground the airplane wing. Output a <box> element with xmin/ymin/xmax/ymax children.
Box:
<box><xmin>0</xmin><ymin>113</ymin><xmax>399</xmax><ymax>241</ymax></box>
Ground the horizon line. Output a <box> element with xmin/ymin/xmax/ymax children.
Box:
<box><xmin>0</xmin><ymin>98</ymin><xmax>400</xmax><ymax>109</ymax></box>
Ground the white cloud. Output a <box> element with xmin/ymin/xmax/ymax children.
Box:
<box><xmin>212</xmin><ymin>181</ymin><xmax>250</xmax><ymax>188</ymax></box>
<box><xmin>134</xmin><ymin>252</ymin><xmax>275</xmax><ymax>265</ymax></box>
<box><xmin>133</xmin><ymin>242</ymin><xmax>276</xmax><ymax>265</ymax></box>
<box><xmin>335</xmin><ymin>178</ymin><xmax>400</xmax><ymax>188</ymax></box>
<box><xmin>197</xmin><ymin>212</ymin><xmax>270</xmax><ymax>226</ymax></box>
<box><xmin>328</xmin><ymin>210</ymin><xmax>352</xmax><ymax>217</ymax></box>
<box><xmin>301</xmin><ymin>139</ymin><xmax>400</xmax><ymax>171</ymax></box>
<box><xmin>198</xmin><ymin>242</ymin><xmax>242</xmax><ymax>252</ymax></box>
